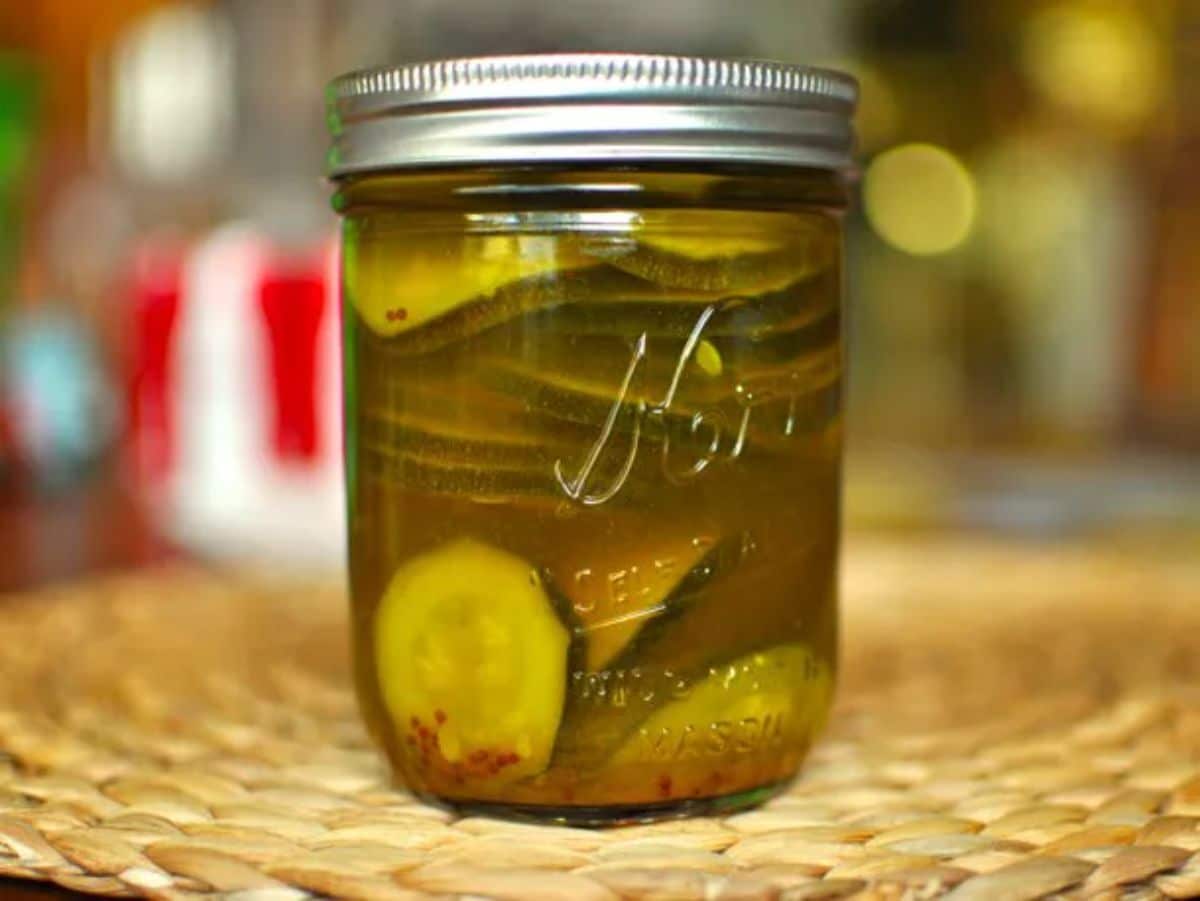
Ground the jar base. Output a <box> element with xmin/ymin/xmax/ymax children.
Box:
<box><xmin>413</xmin><ymin>779</ymin><xmax>789</xmax><ymax>827</ymax></box>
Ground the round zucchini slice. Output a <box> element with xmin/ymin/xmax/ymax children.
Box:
<box><xmin>375</xmin><ymin>538</ymin><xmax>571</xmax><ymax>784</ymax></box>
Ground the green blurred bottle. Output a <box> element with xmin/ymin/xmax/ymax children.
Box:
<box><xmin>0</xmin><ymin>54</ymin><xmax>39</xmax><ymax>319</ymax></box>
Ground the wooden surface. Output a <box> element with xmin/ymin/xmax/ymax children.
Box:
<box><xmin>0</xmin><ymin>538</ymin><xmax>1197</xmax><ymax>898</ymax></box>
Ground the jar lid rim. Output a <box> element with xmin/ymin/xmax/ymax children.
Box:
<box><xmin>326</xmin><ymin>53</ymin><xmax>858</xmax><ymax>177</ymax></box>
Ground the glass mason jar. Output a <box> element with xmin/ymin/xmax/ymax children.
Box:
<box><xmin>327</xmin><ymin>54</ymin><xmax>857</xmax><ymax>824</ymax></box>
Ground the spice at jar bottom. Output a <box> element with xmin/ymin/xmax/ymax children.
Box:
<box><xmin>327</xmin><ymin>54</ymin><xmax>857</xmax><ymax>824</ymax></box>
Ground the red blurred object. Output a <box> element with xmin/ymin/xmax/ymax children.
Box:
<box><xmin>120</xmin><ymin>227</ymin><xmax>342</xmax><ymax>562</ymax></box>
<box><xmin>0</xmin><ymin>397</ymin><xmax>17</xmax><ymax>471</ymax></box>
<box><xmin>258</xmin><ymin>264</ymin><xmax>329</xmax><ymax>462</ymax></box>
<box><xmin>127</xmin><ymin>238</ymin><xmax>185</xmax><ymax>482</ymax></box>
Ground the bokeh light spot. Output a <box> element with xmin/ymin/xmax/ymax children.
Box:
<box><xmin>1022</xmin><ymin>3</ymin><xmax>1163</xmax><ymax>129</ymax></box>
<box><xmin>863</xmin><ymin>143</ymin><xmax>977</xmax><ymax>257</ymax></box>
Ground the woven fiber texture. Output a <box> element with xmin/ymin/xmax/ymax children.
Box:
<box><xmin>0</xmin><ymin>536</ymin><xmax>1198</xmax><ymax>900</ymax></box>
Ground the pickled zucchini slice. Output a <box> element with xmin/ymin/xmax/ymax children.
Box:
<box><xmin>612</xmin><ymin>518</ymin><xmax>841</xmax><ymax>685</ymax></box>
<box><xmin>480</xmin><ymin>358</ymin><xmax>656</xmax><ymax>430</ymax></box>
<box><xmin>552</xmin><ymin>534</ymin><xmax>740</xmax><ymax>672</ymax></box>
<box><xmin>480</xmin><ymin>341</ymin><xmax>840</xmax><ymax>445</ymax></box>
<box><xmin>478</xmin><ymin>333</ymin><xmax>723</xmax><ymax>423</ymax></box>
<box><xmin>361</xmin><ymin>368</ymin><xmax>600</xmax><ymax>449</ymax></box>
<box><xmin>640</xmin><ymin>233</ymin><xmax>784</xmax><ymax>259</ymax></box>
<box><xmin>375</xmin><ymin>539</ymin><xmax>570</xmax><ymax>784</ymax></box>
<box><xmin>610</xmin><ymin>644</ymin><xmax>833</xmax><ymax>766</ymax></box>
<box><xmin>591</xmin><ymin>213</ymin><xmax>836</xmax><ymax>295</ymax></box>
<box><xmin>359</xmin><ymin>431</ymin><xmax>660</xmax><ymax>508</ymax></box>
<box><xmin>549</xmin><ymin>534</ymin><xmax>753</xmax><ymax>767</ymax></box>
<box><xmin>711</xmin><ymin>305</ymin><xmax>841</xmax><ymax>371</ymax></box>
<box><xmin>354</xmin><ymin>264</ymin><xmax>717</xmax><ymax>357</ymax></box>
<box><xmin>358</xmin><ymin>406</ymin><xmax>565</xmax><ymax>469</ymax></box>
<box><xmin>359</xmin><ymin>443</ymin><xmax>553</xmax><ymax>500</ymax></box>
<box><xmin>527</xmin><ymin>269</ymin><xmax>839</xmax><ymax>342</ymax></box>
<box><xmin>348</xmin><ymin>232</ymin><xmax>590</xmax><ymax>340</ymax></box>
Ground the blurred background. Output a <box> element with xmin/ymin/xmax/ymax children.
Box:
<box><xmin>0</xmin><ymin>0</ymin><xmax>1197</xmax><ymax>589</ymax></box>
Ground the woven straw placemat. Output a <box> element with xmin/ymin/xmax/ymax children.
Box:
<box><xmin>0</xmin><ymin>536</ymin><xmax>1198</xmax><ymax>900</ymax></box>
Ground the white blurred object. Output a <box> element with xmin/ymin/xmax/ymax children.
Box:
<box><xmin>110</xmin><ymin>2</ymin><xmax>235</xmax><ymax>185</ymax></box>
<box><xmin>130</xmin><ymin>225</ymin><xmax>344</xmax><ymax>567</ymax></box>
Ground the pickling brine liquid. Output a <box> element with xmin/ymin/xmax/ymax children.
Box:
<box><xmin>340</xmin><ymin>171</ymin><xmax>843</xmax><ymax>822</ymax></box>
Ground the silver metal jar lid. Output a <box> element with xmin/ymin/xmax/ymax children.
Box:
<box><xmin>326</xmin><ymin>53</ymin><xmax>857</xmax><ymax>178</ymax></box>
